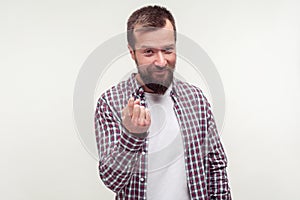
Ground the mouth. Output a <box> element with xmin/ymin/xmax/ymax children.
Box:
<box><xmin>153</xmin><ymin>70</ymin><xmax>167</xmax><ymax>74</ymax></box>
<box><xmin>152</xmin><ymin>68</ymin><xmax>169</xmax><ymax>75</ymax></box>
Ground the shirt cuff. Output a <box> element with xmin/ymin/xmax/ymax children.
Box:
<box><xmin>119</xmin><ymin>131</ymin><xmax>147</xmax><ymax>152</ymax></box>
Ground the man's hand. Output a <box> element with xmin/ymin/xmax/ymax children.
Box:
<box><xmin>121</xmin><ymin>97</ymin><xmax>151</xmax><ymax>134</ymax></box>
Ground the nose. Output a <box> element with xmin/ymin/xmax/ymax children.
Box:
<box><xmin>154</xmin><ymin>51</ymin><xmax>167</xmax><ymax>67</ymax></box>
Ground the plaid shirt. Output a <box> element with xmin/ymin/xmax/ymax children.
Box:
<box><xmin>95</xmin><ymin>73</ymin><xmax>231</xmax><ymax>200</ymax></box>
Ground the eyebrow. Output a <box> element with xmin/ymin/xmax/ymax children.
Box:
<box><xmin>139</xmin><ymin>44</ymin><xmax>176</xmax><ymax>49</ymax></box>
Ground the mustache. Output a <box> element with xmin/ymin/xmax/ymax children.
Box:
<box><xmin>137</xmin><ymin>64</ymin><xmax>175</xmax><ymax>72</ymax></box>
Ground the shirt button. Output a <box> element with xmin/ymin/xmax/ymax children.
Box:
<box><xmin>140</xmin><ymin>177</ymin><xmax>145</xmax><ymax>182</ymax></box>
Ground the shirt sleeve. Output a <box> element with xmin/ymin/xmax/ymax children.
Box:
<box><xmin>205</xmin><ymin>101</ymin><xmax>232</xmax><ymax>199</ymax></box>
<box><xmin>95</xmin><ymin>96</ymin><xmax>146</xmax><ymax>193</ymax></box>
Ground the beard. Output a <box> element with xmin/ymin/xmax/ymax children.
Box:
<box><xmin>137</xmin><ymin>64</ymin><xmax>174</xmax><ymax>94</ymax></box>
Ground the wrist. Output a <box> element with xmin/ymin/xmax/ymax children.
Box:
<box><xmin>129</xmin><ymin>131</ymin><xmax>149</xmax><ymax>138</ymax></box>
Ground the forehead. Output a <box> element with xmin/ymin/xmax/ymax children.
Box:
<box><xmin>133</xmin><ymin>20</ymin><xmax>175</xmax><ymax>49</ymax></box>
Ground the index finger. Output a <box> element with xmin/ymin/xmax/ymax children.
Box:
<box><xmin>127</xmin><ymin>97</ymin><xmax>134</xmax><ymax>117</ymax></box>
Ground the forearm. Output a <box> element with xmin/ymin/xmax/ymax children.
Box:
<box><xmin>208</xmin><ymin>141</ymin><xmax>231</xmax><ymax>199</ymax></box>
<box><xmin>206</xmin><ymin>122</ymin><xmax>231</xmax><ymax>199</ymax></box>
<box><xmin>98</xmin><ymin>131</ymin><xmax>146</xmax><ymax>193</ymax></box>
<box><xmin>95</xmin><ymin>97</ymin><xmax>146</xmax><ymax>193</ymax></box>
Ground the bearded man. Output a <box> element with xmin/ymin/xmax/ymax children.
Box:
<box><xmin>95</xmin><ymin>5</ymin><xmax>231</xmax><ymax>200</ymax></box>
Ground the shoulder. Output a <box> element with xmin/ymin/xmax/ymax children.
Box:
<box><xmin>173</xmin><ymin>79</ymin><xmax>215</xmax><ymax>121</ymax></box>
<box><xmin>173</xmin><ymin>78</ymin><xmax>207</xmax><ymax>102</ymax></box>
<box><xmin>96</xmin><ymin>76</ymin><xmax>136</xmax><ymax>112</ymax></box>
<box><xmin>100</xmin><ymin>79</ymin><xmax>132</xmax><ymax>101</ymax></box>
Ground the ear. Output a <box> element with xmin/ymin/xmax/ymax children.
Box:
<box><xmin>128</xmin><ymin>44</ymin><xmax>136</xmax><ymax>60</ymax></box>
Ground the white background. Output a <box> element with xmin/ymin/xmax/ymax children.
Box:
<box><xmin>1</xmin><ymin>0</ymin><xmax>300</xmax><ymax>199</ymax></box>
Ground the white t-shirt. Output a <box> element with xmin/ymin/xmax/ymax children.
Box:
<box><xmin>145</xmin><ymin>86</ymin><xmax>190</xmax><ymax>200</ymax></box>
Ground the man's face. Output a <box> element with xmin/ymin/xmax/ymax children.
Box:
<box><xmin>129</xmin><ymin>20</ymin><xmax>176</xmax><ymax>93</ymax></box>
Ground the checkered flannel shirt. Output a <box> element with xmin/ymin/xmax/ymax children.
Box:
<box><xmin>95</xmin><ymin>73</ymin><xmax>231</xmax><ymax>200</ymax></box>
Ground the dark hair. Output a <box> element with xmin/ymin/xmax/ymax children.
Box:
<box><xmin>127</xmin><ymin>5</ymin><xmax>176</xmax><ymax>48</ymax></box>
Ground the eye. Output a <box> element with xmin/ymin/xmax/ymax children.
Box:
<box><xmin>143</xmin><ymin>49</ymin><xmax>154</xmax><ymax>56</ymax></box>
<box><xmin>163</xmin><ymin>47</ymin><xmax>174</xmax><ymax>54</ymax></box>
